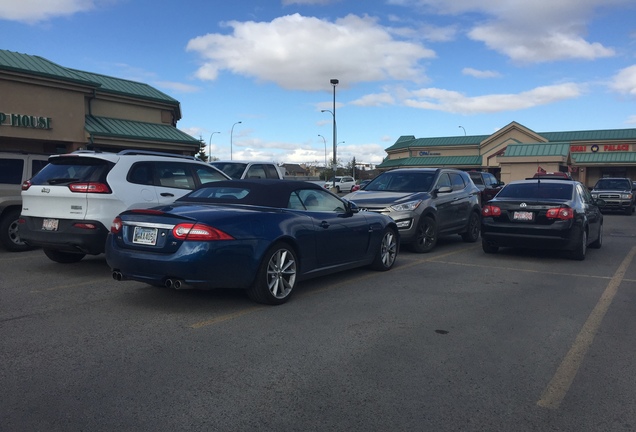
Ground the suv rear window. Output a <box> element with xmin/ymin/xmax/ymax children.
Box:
<box><xmin>30</xmin><ymin>157</ymin><xmax>112</xmax><ymax>185</ymax></box>
<box><xmin>497</xmin><ymin>183</ymin><xmax>573</xmax><ymax>200</ymax></box>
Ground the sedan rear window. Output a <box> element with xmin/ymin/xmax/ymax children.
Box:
<box><xmin>497</xmin><ymin>183</ymin><xmax>573</xmax><ymax>200</ymax></box>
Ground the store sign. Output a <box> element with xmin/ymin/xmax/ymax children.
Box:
<box><xmin>570</xmin><ymin>143</ymin><xmax>632</xmax><ymax>152</ymax></box>
<box><xmin>0</xmin><ymin>112</ymin><xmax>52</xmax><ymax>130</ymax></box>
<box><xmin>418</xmin><ymin>151</ymin><xmax>441</xmax><ymax>156</ymax></box>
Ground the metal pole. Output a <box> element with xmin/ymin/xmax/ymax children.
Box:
<box><xmin>318</xmin><ymin>134</ymin><xmax>327</xmax><ymax>170</ymax></box>
<box><xmin>209</xmin><ymin>131</ymin><xmax>220</xmax><ymax>162</ymax></box>
<box><xmin>230</xmin><ymin>121</ymin><xmax>242</xmax><ymax>160</ymax></box>
<box><xmin>459</xmin><ymin>125</ymin><xmax>466</xmax><ymax>136</ymax></box>
<box><xmin>330</xmin><ymin>79</ymin><xmax>338</xmax><ymax>189</ymax></box>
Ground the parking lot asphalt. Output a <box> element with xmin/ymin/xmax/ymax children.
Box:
<box><xmin>1</xmin><ymin>213</ymin><xmax>636</xmax><ymax>431</ymax></box>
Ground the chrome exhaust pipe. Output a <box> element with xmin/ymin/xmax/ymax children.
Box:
<box><xmin>173</xmin><ymin>279</ymin><xmax>182</xmax><ymax>289</ymax></box>
<box><xmin>165</xmin><ymin>279</ymin><xmax>174</xmax><ymax>289</ymax></box>
<box><xmin>112</xmin><ymin>271</ymin><xmax>123</xmax><ymax>281</ymax></box>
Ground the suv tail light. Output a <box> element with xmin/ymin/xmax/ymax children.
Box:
<box><xmin>546</xmin><ymin>207</ymin><xmax>574</xmax><ymax>220</ymax></box>
<box><xmin>21</xmin><ymin>180</ymin><xmax>32</xmax><ymax>191</ymax></box>
<box><xmin>482</xmin><ymin>205</ymin><xmax>501</xmax><ymax>217</ymax></box>
<box><xmin>172</xmin><ymin>223</ymin><xmax>234</xmax><ymax>241</ymax></box>
<box><xmin>68</xmin><ymin>182</ymin><xmax>111</xmax><ymax>193</ymax></box>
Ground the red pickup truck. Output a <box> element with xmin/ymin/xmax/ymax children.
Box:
<box><xmin>468</xmin><ymin>171</ymin><xmax>504</xmax><ymax>205</ymax></box>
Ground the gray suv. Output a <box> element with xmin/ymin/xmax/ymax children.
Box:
<box><xmin>343</xmin><ymin>168</ymin><xmax>481</xmax><ymax>253</ymax></box>
<box><xmin>0</xmin><ymin>152</ymin><xmax>50</xmax><ymax>251</ymax></box>
<box><xmin>590</xmin><ymin>177</ymin><xmax>635</xmax><ymax>215</ymax></box>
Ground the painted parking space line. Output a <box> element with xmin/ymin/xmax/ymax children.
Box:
<box><xmin>190</xmin><ymin>306</ymin><xmax>264</xmax><ymax>329</ymax></box>
<box><xmin>536</xmin><ymin>246</ymin><xmax>636</xmax><ymax>410</ymax></box>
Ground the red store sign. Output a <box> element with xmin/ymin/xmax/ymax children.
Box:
<box><xmin>570</xmin><ymin>144</ymin><xmax>632</xmax><ymax>152</ymax></box>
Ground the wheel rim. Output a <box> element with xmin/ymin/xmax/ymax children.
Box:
<box><xmin>469</xmin><ymin>214</ymin><xmax>479</xmax><ymax>238</ymax></box>
<box><xmin>8</xmin><ymin>219</ymin><xmax>23</xmax><ymax>245</ymax></box>
<box><xmin>266</xmin><ymin>249</ymin><xmax>296</xmax><ymax>299</ymax></box>
<box><xmin>417</xmin><ymin>220</ymin><xmax>435</xmax><ymax>248</ymax></box>
<box><xmin>380</xmin><ymin>231</ymin><xmax>398</xmax><ymax>267</ymax></box>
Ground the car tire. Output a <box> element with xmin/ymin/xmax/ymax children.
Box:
<box><xmin>370</xmin><ymin>227</ymin><xmax>398</xmax><ymax>271</ymax></box>
<box><xmin>336</xmin><ymin>186</ymin><xmax>341</xmax><ymax>193</ymax></box>
<box><xmin>589</xmin><ymin>223</ymin><xmax>603</xmax><ymax>249</ymax></box>
<box><xmin>460</xmin><ymin>212</ymin><xmax>480</xmax><ymax>243</ymax></box>
<box><xmin>569</xmin><ymin>229</ymin><xmax>587</xmax><ymax>261</ymax></box>
<box><xmin>482</xmin><ymin>239</ymin><xmax>498</xmax><ymax>254</ymax></box>
<box><xmin>409</xmin><ymin>216</ymin><xmax>437</xmax><ymax>253</ymax></box>
<box><xmin>43</xmin><ymin>248</ymin><xmax>86</xmax><ymax>263</ymax></box>
<box><xmin>0</xmin><ymin>209</ymin><xmax>34</xmax><ymax>252</ymax></box>
<box><xmin>247</xmin><ymin>242</ymin><xmax>297</xmax><ymax>305</ymax></box>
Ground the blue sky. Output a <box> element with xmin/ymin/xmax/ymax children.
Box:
<box><xmin>2</xmin><ymin>0</ymin><xmax>636</xmax><ymax>168</ymax></box>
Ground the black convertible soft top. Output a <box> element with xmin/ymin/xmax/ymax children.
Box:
<box><xmin>177</xmin><ymin>179</ymin><xmax>328</xmax><ymax>208</ymax></box>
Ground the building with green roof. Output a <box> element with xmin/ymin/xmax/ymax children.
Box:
<box><xmin>379</xmin><ymin>121</ymin><xmax>636</xmax><ymax>187</ymax></box>
<box><xmin>0</xmin><ymin>49</ymin><xmax>200</xmax><ymax>156</ymax></box>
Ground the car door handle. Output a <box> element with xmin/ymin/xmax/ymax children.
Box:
<box><xmin>160</xmin><ymin>192</ymin><xmax>175</xmax><ymax>197</ymax></box>
<box><xmin>319</xmin><ymin>221</ymin><xmax>330</xmax><ymax>229</ymax></box>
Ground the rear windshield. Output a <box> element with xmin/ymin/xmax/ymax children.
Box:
<box><xmin>365</xmin><ymin>172</ymin><xmax>435</xmax><ymax>192</ymax></box>
<box><xmin>496</xmin><ymin>183</ymin><xmax>573</xmax><ymax>200</ymax></box>
<box><xmin>594</xmin><ymin>179</ymin><xmax>631</xmax><ymax>190</ymax></box>
<box><xmin>209</xmin><ymin>162</ymin><xmax>248</xmax><ymax>179</ymax></box>
<box><xmin>29</xmin><ymin>157</ymin><xmax>112</xmax><ymax>185</ymax></box>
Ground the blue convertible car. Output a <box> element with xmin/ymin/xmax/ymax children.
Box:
<box><xmin>106</xmin><ymin>179</ymin><xmax>399</xmax><ymax>305</ymax></box>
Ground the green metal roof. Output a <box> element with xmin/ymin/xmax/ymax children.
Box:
<box><xmin>70</xmin><ymin>69</ymin><xmax>178</xmax><ymax>103</ymax></box>
<box><xmin>85</xmin><ymin>116</ymin><xmax>199</xmax><ymax>145</ymax></box>
<box><xmin>0</xmin><ymin>50</ymin><xmax>97</xmax><ymax>86</ymax></box>
<box><xmin>386</xmin><ymin>135</ymin><xmax>488</xmax><ymax>152</ymax></box>
<box><xmin>540</xmin><ymin>129</ymin><xmax>636</xmax><ymax>142</ymax></box>
<box><xmin>377</xmin><ymin>155</ymin><xmax>482</xmax><ymax>168</ymax></box>
<box><xmin>572</xmin><ymin>151</ymin><xmax>636</xmax><ymax>164</ymax></box>
<box><xmin>0</xmin><ymin>49</ymin><xmax>178</xmax><ymax>105</ymax></box>
<box><xmin>501</xmin><ymin>142</ymin><xmax>570</xmax><ymax>158</ymax></box>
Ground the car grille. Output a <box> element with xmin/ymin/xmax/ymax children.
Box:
<box><xmin>598</xmin><ymin>193</ymin><xmax>621</xmax><ymax>199</ymax></box>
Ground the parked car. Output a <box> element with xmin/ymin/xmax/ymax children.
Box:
<box><xmin>481</xmin><ymin>179</ymin><xmax>604</xmax><ymax>260</ymax></box>
<box><xmin>0</xmin><ymin>151</ymin><xmax>50</xmax><ymax>251</ymax></box>
<box><xmin>343</xmin><ymin>168</ymin><xmax>481</xmax><ymax>253</ymax></box>
<box><xmin>468</xmin><ymin>171</ymin><xmax>504</xmax><ymax>205</ymax></box>
<box><xmin>209</xmin><ymin>161</ymin><xmax>284</xmax><ymax>180</ymax></box>
<box><xmin>351</xmin><ymin>179</ymin><xmax>372</xmax><ymax>192</ymax></box>
<box><xmin>19</xmin><ymin>150</ymin><xmax>231</xmax><ymax>263</ymax></box>
<box><xmin>590</xmin><ymin>177</ymin><xmax>635</xmax><ymax>215</ymax></box>
<box><xmin>324</xmin><ymin>176</ymin><xmax>356</xmax><ymax>193</ymax></box>
<box><xmin>106</xmin><ymin>179</ymin><xmax>399</xmax><ymax>305</ymax></box>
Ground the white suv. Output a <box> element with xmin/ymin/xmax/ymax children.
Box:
<box><xmin>209</xmin><ymin>161</ymin><xmax>284</xmax><ymax>180</ymax></box>
<box><xmin>324</xmin><ymin>176</ymin><xmax>356</xmax><ymax>193</ymax></box>
<box><xmin>0</xmin><ymin>152</ymin><xmax>50</xmax><ymax>251</ymax></box>
<box><xmin>19</xmin><ymin>150</ymin><xmax>230</xmax><ymax>263</ymax></box>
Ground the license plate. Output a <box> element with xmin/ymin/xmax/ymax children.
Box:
<box><xmin>133</xmin><ymin>226</ymin><xmax>158</xmax><ymax>245</ymax></box>
<box><xmin>42</xmin><ymin>218</ymin><xmax>59</xmax><ymax>231</ymax></box>
<box><xmin>513</xmin><ymin>211</ymin><xmax>534</xmax><ymax>221</ymax></box>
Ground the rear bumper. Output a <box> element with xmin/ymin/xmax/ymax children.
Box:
<box><xmin>481</xmin><ymin>221</ymin><xmax>580</xmax><ymax>251</ymax></box>
<box><xmin>19</xmin><ymin>216</ymin><xmax>108</xmax><ymax>255</ymax></box>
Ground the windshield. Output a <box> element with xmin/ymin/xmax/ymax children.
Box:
<box><xmin>364</xmin><ymin>172</ymin><xmax>435</xmax><ymax>193</ymax></box>
<box><xmin>594</xmin><ymin>179</ymin><xmax>631</xmax><ymax>190</ymax></box>
<box><xmin>496</xmin><ymin>183</ymin><xmax>573</xmax><ymax>200</ymax></box>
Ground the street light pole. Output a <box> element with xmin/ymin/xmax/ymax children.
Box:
<box><xmin>209</xmin><ymin>131</ymin><xmax>220</xmax><ymax>162</ymax></box>
<box><xmin>459</xmin><ymin>125</ymin><xmax>466</xmax><ymax>136</ymax></box>
<box><xmin>318</xmin><ymin>134</ymin><xmax>327</xmax><ymax>170</ymax></box>
<box><xmin>330</xmin><ymin>79</ymin><xmax>338</xmax><ymax>189</ymax></box>
<box><xmin>230</xmin><ymin>121</ymin><xmax>242</xmax><ymax>160</ymax></box>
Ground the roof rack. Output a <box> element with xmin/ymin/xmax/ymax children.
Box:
<box><xmin>117</xmin><ymin>149</ymin><xmax>201</xmax><ymax>161</ymax></box>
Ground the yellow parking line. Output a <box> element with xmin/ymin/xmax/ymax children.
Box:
<box><xmin>537</xmin><ymin>246</ymin><xmax>636</xmax><ymax>409</ymax></box>
<box><xmin>190</xmin><ymin>306</ymin><xmax>264</xmax><ymax>329</ymax></box>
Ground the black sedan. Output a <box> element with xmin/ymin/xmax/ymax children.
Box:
<box><xmin>106</xmin><ymin>179</ymin><xmax>399</xmax><ymax>304</ymax></box>
<box><xmin>480</xmin><ymin>179</ymin><xmax>604</xmax><ymax>260</ymax></box>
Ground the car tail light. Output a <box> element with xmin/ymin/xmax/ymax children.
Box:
<box><xmin>68</xmin><ymin>182</ymin><xmax>111</xmax><ymax>193</ymax></box>
<box><xmin>21</xmin><ymin>180</ymin><xmax>32</xmax><ymax>191</ymax></box>
<box><xmin>482</xmin><ymin>205</ymin><xmax>501</xmax><ymax>217</ymax></box>
<box><xmin>111</xmin><ymin>217</ymin><xmax>123</xmax><ymax>234</ymax></box>
<box><xmin>546</xmin><ymin>207</ymin><xmax>574</xmax><ymax>220</ymax></box>
<box><xmin>172</xmin><ymin>223</ymin><xmax>234</xmax><ymax>241</ymax></box>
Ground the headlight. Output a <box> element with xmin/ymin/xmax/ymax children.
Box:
<box><xmin>390</xmin><ymin>200</ymin><xmax>422</xmax><ymax>212</ymax></box>
<box><xmin>621</xmin><ymin>193</ymin><xmax>633</xmax><ymax>199</ymax></box>
<box><xmin>591</xmin><ymin>193</ymin><xmax>598</xmax><ymax>199</ymax></box>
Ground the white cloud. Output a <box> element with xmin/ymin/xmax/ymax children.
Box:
<box><xmin>462</xmin><ymin>67</ymin><xmax>501</xmax><ymax>79</ymax></box>
<box><xmin>609</xmin><ymin>65</ymin><xmax>636</xmax><ymax>96</ymax></box>
<box><xmin>350</xmin><ymin>92</ymin><xmax>396</xmax><ymax>106</ymax></box>
<box><xmin>154</xmin><ymin>81</ymin><xmax>201</xmax><ymax>94</ymax></box>
<box><xmin>626</xmin><ymin>115</ymin><xmax>636</xmax><ymax>125</ymax></box>
<box><xmin>0</xmin><ymin>0</ymin><xmax>95</xmax><ymax>23</ymax></box>
<box><xmin>401</xmin><ymin>82</ymin><xmax>582</xmax><ymax>114</ymax></box>
<box><xmin>387</xmin><ymin>0</ymin><xmax>627</xmax><ymax>63</ymax></box>
<box><xmin>186</xmin><ymin>13</ymin><xmax>435</xmax><ymax>91</ymax></box>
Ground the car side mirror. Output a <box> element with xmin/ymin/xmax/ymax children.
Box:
<box><xmin>342</xmin><ymin>199</ymin><xmax>359</xmax><ymax>215</ymax></box>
